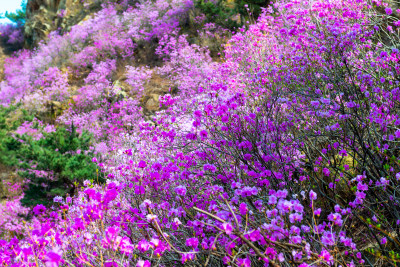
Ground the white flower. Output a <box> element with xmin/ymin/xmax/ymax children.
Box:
<box><xmin>146</xmin><ymin>214</ymin><xmax>157</xmax><ymax>221</ymax></box>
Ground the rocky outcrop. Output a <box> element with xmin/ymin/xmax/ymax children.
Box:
<box><xmin>24</xmin><ymin>0</ymin><xmax>103</xmax><ymax>47</ymax></box>
<box><xmin>0</xmin><ymin>164</ymin><xmax>21</xmax><ymax>199</ymax></box>
<box><xmin>0</xmin><ymin>47</ymin><xmax>7</xmax><ymax>81</ymax></box>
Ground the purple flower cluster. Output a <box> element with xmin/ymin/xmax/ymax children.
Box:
<box><xmin>0</xmin><ymin>0</ymin><xmax>399</xmax><ymax>266</ymax></box>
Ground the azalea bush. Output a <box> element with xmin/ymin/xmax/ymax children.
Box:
<box><xmin>0</xmin><ymin>0</ymin><xmax>399</xmax><ymax>266</ymax></box>
<box><xmin>0</xmin><ymin>196</ymin><xmax>30</xmax><ymax>239</ymax></box>
<box><xmin>0</xmin><ymin>24</ymin><xmax>24</xmax><ymax>53</ymax></box>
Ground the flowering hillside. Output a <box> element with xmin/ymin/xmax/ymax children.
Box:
<box><xmin>0</xmin><ymin>0</ymin><xmax>399</xmax><ymax>266</ymax></box>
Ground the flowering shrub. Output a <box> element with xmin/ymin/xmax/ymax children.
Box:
<box><xmin>0</xmin><ymin>0</ymin><xmax>193</xmax><ymax>106</ymax></box>
<box><xmin>0</xmin><ymin>0</ymin><xmax>400</xmax><ymax>266</ymax></box>
<box><xmin>0</xmin><ymin>24</ymin><xmax>24</xmax><ymax>45</ymax></box>
<box><xmin>0</xmin><ymin>196</ymin><xmax>29</xmax><ymax>239</ymax></box>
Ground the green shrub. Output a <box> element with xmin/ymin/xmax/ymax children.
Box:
<box><xmin>196</xmin><ymin>0</ymin><xmax>240</xmax><ymax>29</ymax></box>
<box><xmin>196</xmin><ymin>0</ymin><xmax>267</xmax><ymax>29</ymax></box>
<box><xmin>236</xmin><ymin>0</ymin><xmax>267</xmax><ymax>18</ymax></box>
<box><xmin>5</xmin><ymin>125</ymin><xmax>102</xmax><ymax>207</ymax></box>
<box><xmin>0</xmin><ymin>105</ymin><xmax>34</xmax><ymax>165</ymax></box>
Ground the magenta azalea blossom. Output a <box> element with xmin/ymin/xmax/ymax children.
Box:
<box><xmin>33</xmin><ymin>204</ymin><xmax>46</xmax><ymax>215</ymax></box>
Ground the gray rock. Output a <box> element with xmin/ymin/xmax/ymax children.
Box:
<box><xmin>24</xmin><ymin>0</ymin><xmax>103</xmax><ymax>48</ymax></box>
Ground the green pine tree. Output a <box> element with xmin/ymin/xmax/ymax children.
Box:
<box><xmin>0</xmin><ymin>0</ymin><xmax>27</xmax><ymax>25</ymax></box>
<box><xmin>4</xmin><ymin>125</ymin><xmax>103</xmax><ymax>207</ymax></box>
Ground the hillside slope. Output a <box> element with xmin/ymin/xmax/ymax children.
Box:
<box><xmin>24</xmin><ymin>0</ymin><xmax>105</xmax><ymax>48</ymax></box>
<box><xmin>0</xmin><ymin>0</ymin><xmax>399</xmax><ymax>266</ymax></box>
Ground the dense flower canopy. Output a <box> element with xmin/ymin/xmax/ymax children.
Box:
<box><xmin>0</xmin><ymin>0</ymin><xmax>399</xmax><ymax>266</ymax></box>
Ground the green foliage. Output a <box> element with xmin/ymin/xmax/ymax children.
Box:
<box><xmin>0</xmin><ymin>0</ymin><xmax>27</xmax><ymax>25</ymax></box>
<box><xmin>0</xmin><ymin>105</ymin><xmax>34</xmax><ymax>165</ymax></box>
<box><xmin>237</xmin><ymin>0</ymin><xmax>268</xmax><ymax>19</ymax></box>
<box><xmin>5</xmin><ymin>125</ymin><xmax>102</xmax><ymax>207</ymax></box>
<box><xmin>196</xmin><ymin>0</ymin><xmax>240</xmax><ymax>29</ymax></box>
<box><xmin>0</xmin><ymin>105</ymin><xmax>33</xmax><ymax>131</ymax></box>
<box><xmin>196</xmin><ymin>0</ymin><xmax>268</xmax><ymax>29</ymax></box>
